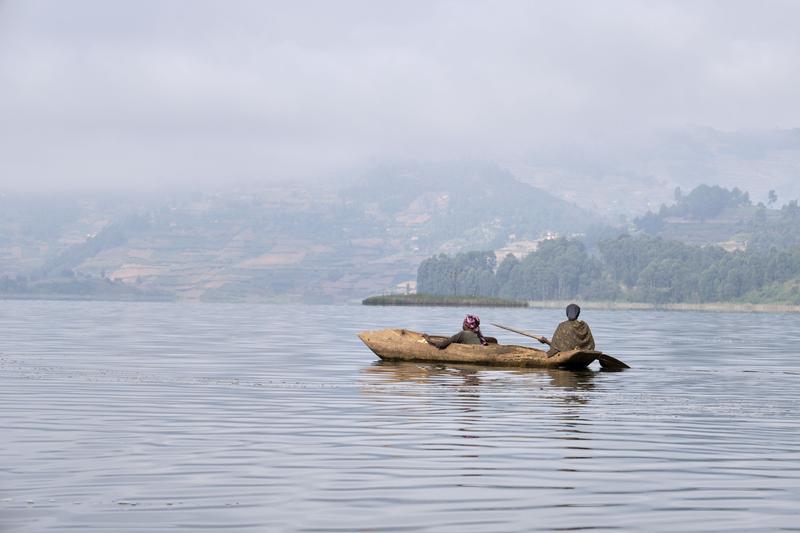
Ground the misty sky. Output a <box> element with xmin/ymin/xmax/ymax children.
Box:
<box><xmin>1</xmin><ymin>0</ymin><xmax>799</xmax><ymax>191</ymax></box>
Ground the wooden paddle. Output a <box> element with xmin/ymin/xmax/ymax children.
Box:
<box><xmin>491</xmin><ymin>323</ymin><xmax>549</xmax><ymax>346</ymax></box>
<box><xmin>491</xmin><ymin>323</ymin><xmax>630</xmax><ymax>369</ymax></box>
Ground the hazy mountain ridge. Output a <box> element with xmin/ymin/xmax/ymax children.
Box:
<box><xmin>1</xmin><ymin>164</ymin><xmax>606</xmax><ymax>302</ymax></box>
<box><xmin>516</xmin><ymin>127</ymin><xmax>800</xmax><ymax>217</ymax></box>
<box><xmin>631</xmin><ymin>183</ymin><xmax>800</xmax><ymax>254</ymax></box>
<box><xmin>3</xmin><ymin>158</ymin><xmax>799</xmax><ymax>303</ymax></box>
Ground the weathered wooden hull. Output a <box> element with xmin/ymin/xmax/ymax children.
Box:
<box><xmin>357</xmin><ymin>328</ymin><xmax>604</xmax><ymax>369</ymax></box>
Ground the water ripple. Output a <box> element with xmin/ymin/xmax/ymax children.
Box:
<box><xmin>1</xmin><ymin>301</ymin><xmax>799</xmax><ymax>532</ymax></box>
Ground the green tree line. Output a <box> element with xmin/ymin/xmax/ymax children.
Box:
<box><xmin>417</xmin><ymin>236</ymin><xmax>800</xmax><ymax>304</ymax></box>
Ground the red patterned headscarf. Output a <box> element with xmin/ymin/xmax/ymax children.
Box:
<box><xmin>463</xmin><ymin>314</ymin><xmax>489</xmax><ymax>346</ymax></box>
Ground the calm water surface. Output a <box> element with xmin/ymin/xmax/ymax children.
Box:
<box><xmin>1</xmin><ymin>301</ymin><xmax>799</xmax><ymax>532</ymax></box>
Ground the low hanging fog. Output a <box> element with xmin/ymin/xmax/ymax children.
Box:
<box><xmin>1</xmin><ymin>0</ymin><xmax>800</xmax><ymax>197</ymax></box>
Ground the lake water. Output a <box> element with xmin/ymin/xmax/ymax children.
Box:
<box><xmin>1</xmin><ymin>301</ymin><xmax>799</xmax><ymax>532</ymax></box>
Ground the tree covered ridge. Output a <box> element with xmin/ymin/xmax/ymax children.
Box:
<box><xmin>633</xmin><ymin>184</ymin><xmax>753</xmax><ymax>233</ymax></box>
<box><xmin>417</xmin><ymin>236</ymin><xmax>800</xmax><ymax>305</ymax></box>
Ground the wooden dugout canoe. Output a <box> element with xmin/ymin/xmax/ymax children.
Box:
<box><xmin>358</xmin><ymin>328</ymin><xmax>615</xmax><ymax>369</ymax></box>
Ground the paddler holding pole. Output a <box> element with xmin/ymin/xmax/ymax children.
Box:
<box><xmin>538</xmin><ymin>303</ymin><xmax>595</xmax><ymax>355</ymax></box>
<box><xmin>492</xmin><ymin>303</ymin><xmax>629</xmax><ymax>369</ymax></box>
<box><xmin>494</xmin><ymin>303</ymin><xmax>594</xmax><ymax>354</ymax></box>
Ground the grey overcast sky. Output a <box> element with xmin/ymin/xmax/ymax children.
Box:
<box><xmin>1</xmin><ymin>0</ymin><xmax>799</xmax><ymax>191</ymax></box>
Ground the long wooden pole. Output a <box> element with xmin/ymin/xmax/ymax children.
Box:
<box><xmin>491</xmin><ymin>323</ymin><xmax>549</xmax><ymax>345</ymax></box>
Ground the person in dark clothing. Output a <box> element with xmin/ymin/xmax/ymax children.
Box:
<box><xmin>424</xmin><ymin>314</ymin><xmax>490</xmax><ymax>350</ymax></box>
<box><xmin>536</xmin><ymin>303</ymin><xmax>595</xmax><ymax>356</ymax></box>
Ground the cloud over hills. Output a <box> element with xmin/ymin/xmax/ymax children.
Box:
<box><xmin>1</xmin><ymin>0</ymin><xmax>799</xmax><ymax>191</ymax></box>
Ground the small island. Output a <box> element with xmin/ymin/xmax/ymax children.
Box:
<box><xmin>362</xmin><ymin>294</ymin><xmax>528</xmax><ymax>307</ymax></box>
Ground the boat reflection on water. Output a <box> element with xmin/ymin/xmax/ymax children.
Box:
<box><xmin>362</xmin><ymin>360</ymin><xmax>597</xmax><ymax>400</ymax></box>
<box><xmin>361</xmin><ymin>361</ymin><xmax>598</xmax><ymax>455</ymax></box>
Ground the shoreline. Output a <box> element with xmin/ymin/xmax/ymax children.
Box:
<box><xmin>361</xmin><ymin>294</ymin><xmax>800</xmax><ymax>314</ymax></box>
<box><xmin>361</xmin><ymin>294</ymin><xmax>528</xmax><ymax>307</ymax></box>
<box><xmin>526</xmin><ymin>300</ymin><xmax>800</xmax><ymax>314</ymax></box>
<box><xmin>3</xmin><ymin>294</ymin><xmax>799</xmax><ymax>313</ymax></box>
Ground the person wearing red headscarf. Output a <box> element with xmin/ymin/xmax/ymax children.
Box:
<box><xmin>424</xmin><ymin>314</ymin><xmax>491</xmax><ymax>349</ymax></box>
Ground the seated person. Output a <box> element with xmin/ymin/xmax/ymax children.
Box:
<box><xmin>424</xmin><ymin>314</ymin><xmax>490</xmax><ymax>349</ymax></box>
<box><xmin>537</xmin><ymin>303</ymin><xmax>595</xmax><ymax>356</ymax></box>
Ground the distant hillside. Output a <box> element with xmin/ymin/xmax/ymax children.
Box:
<box><xmin>1</xmin><ymin>163</ymin><xmax>612</xmax><ymax>303</ymax></box>
<box><xmin>345</xmin><ymin>161</ymin><xmax>610</xmax><ymax>252</ymax></box>
<box><xmin>514</xmin><ymin>127</ymin><xmax>800</xmax><ymax>217</ymax></box>
<box><xmin>632</xmin><ymin>184</ymin><xmax>800</xmax><ymax>251</ymax></box>
<box><xmin>6</xmin><ymin>172</ymin><xmax>800</xmax><ymax>304</ymax></box>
